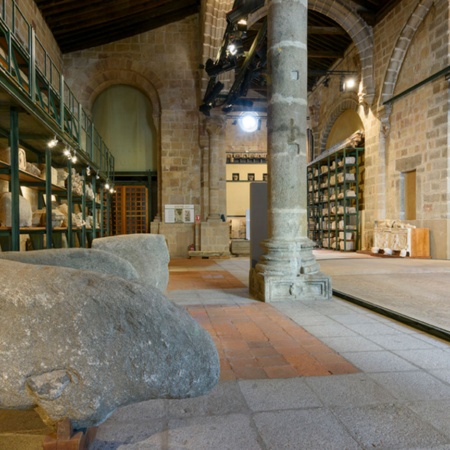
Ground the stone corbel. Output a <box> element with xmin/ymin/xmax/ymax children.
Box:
<box><xmin>358</xmin><ymin>88</ymin><xmax>375</xmax><ymax>115</ymax></box>
<box><xmin>378</xmin><ymin>103</ymin><xmax>392</xmax><ymax>137</ymax></box>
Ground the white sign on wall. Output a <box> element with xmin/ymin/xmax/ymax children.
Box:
<box><xmin>165</xmin><ymin>204</ymin><xmax>194</xmax><ymax>223</ymax></box>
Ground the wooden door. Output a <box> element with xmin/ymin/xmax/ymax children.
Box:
<box><xmin>112</xmin><ymin>185</ymin><xmax>148</xmax><ymax>235</ymax></box>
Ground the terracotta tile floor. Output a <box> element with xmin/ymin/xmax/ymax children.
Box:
<box><xmin>168</xmin><ymin>258</ymin><xmax>246</xmax><ymax>291</ymax></box>
<box><xmin>169</xmin><ymin>258</ymin><xmax>359</xmax><ymax>380</ymax></box>
<box><xmin>187</xmin><ymin>303</ymin><xmax>359</xmax><ymax>380</ymax></box>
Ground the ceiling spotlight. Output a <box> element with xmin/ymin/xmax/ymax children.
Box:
<box><xmin>63</xmin><ymin>147</ymin><xmax>71</xmax><ymax>159</ymax></box>
<box><xmin>104</xmin><ymin>180</ymin><xmax>110</xmax><ymax>190</ymax></box>
<box><xmin>47</xmin><ymin>136</ymin><xmax>58</xmax><ymax>148</ymax></box>
<box><xmin>227</xmin><ymin>43</ymin><xmax>238</xmax><ymax>56</ymax></box>
<box><xmin>238</xmin><ymin>112</ymin><xmax>260</xmax><ymax>133</ymax></box>
<box><xmin>86</xmin><ymin>166</ymin><xmax>91</xmax><ymax>176</ymax></box>
<box><xmin>71</xmin><ymin>153</ymin><xmax>77</xmax><ymax>164</ymax></box>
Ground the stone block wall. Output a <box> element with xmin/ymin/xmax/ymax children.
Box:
<box><xmin>62</xmin><ymin>16</ymin><xmax>202</xmax><ymax>257</ymax></box>
<box><xmin>225</xmin><ymin>117</ymin><xmax>268</xmax><ymax>153</ymax></box>
<box><xmin>7</xmin><ymin>0</ymin><xmax>63</xmax><ymax>72</ymax></box>
<box><xmin>156</xmin><ymin>223</ymin><xmax>195</xmax><ymax>257</ymax></box>
<box><xmin>385</xmin><ymin>2</ymin><xmax>449</xmax><ymax>258</ymax></box>
<box><xmin>308</xmin><ymin>0</ymin><xmax>449</xmax><ymax>258</ymax></box>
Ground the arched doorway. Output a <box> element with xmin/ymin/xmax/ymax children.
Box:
<box><xmin>93</xmin><ymin>85</ymin><xmax>158</xmax><ymax>234</ymax></box>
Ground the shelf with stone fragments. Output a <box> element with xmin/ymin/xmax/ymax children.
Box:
<box><xmin>307</xmin><ymin>146</ymin><xmax>364</xmax><ymax>251</ymax></box>
<box><xmin>0</xmin><ymin>160</ymin><xmax>66</xmax><ymax>192</ymax></box>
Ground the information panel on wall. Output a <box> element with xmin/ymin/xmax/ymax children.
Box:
<box><xmin>164</xmin><ymin>204</ymin><xmax>194</xmax><ymax>223</ymax></box>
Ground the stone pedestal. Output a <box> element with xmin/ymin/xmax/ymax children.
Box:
<box><xmin>250</xmin><ymin>0</ymin><xmax>331</xmax><ymax>301</ymax></box>
<box><xmin>250</xmin><ymin>238</ymin><xmax>331</xmax><ymax>301</ymax></box>
<box><xmin>189</xmin><ymin>220</ymin><xmax>230</xmax><ymax>258</ymax></box>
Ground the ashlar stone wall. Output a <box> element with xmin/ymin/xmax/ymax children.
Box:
<box><xmin>308</xmin><ymin>0</ymin><xmax>449</xmax><ymax>258</ymax></box>
<box><xmin>63</xmin><ymin>17</ymin><xmax>203</xmax><ymax>257</ymax></box>
<box><xmin>385</xmin><ymin>2</ymin><xmax>449</xmax><ymax>258</ymax></box>
<box><xmin>4</xmin><ymin>0</ymin><xmax>63</xmax><ymax>70</ymax></box>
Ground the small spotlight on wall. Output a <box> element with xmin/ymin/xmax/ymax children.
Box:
<box><xmin>104</xmin><ymin>179</ymin><xmax>110</xmax><ymax>190</ymax></box>
<box><xmin>47</xmin><ymin>136</ymin><xmax>58</xmax><ymax>148</ymax></box>
<box><xmin>238</xmin><ymin>112</ymin><xmax>260</xmax><ymax>133</ymax></box>
<box><xmin>341</xmin><ymin>75</ymin><xmax>357</xmax><ymax>92</ymax></box>
<box><xmin>63</xmin><ymin>147</ymin><xmax>71</xmax><ymax>158</ymax></box>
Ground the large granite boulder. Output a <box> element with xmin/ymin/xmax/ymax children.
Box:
<box><xmin>92</xmin><ymin>234</ymin><xmax>170</xmax><ymax>292</ymax></box>
<box><xmin>0</xmin><ymin>248</ymin><xmax>140</xmax><ymax>281</ymax></box>
<box><xmin>0</xmin><ymin>259</ymin><xmax>219</xmax><ymax>429</ymax></box>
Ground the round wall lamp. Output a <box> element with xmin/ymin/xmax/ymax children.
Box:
<box><xmin>238</xmin><ymin>112</ymin><xmax>260</xmax><ymax>133</ymax></box>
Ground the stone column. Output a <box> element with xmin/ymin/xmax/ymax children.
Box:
<box><xmin>189</xmin><ymin>115</ymin><xmax>230</xmax><ymax>257</ymax></box>
<box><xmin>250</xmin><ymin>0</ymin><xmax>331</xmax><ymax>301</ymax></box>
<box><xmin>206</xmin><ymin>116</ymin><xmax>227</xmax><ymax>221</ymax></box>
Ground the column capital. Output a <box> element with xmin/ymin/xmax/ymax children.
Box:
<box><xmin>203</xmin><ymin>115</ymin><xmax>227</xmax><ymax>136</ymax></box>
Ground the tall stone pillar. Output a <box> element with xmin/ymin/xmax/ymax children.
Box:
<box><xmin>206</xmin><ymin>116</ymin><xmax>227</xmax><ymax>221</ymax></box>
<box><xmin>249</xmin><ymin>0</ymin><xmax>331</xmax><ymax>301</ymax></box>
<box><xmin>189</xmin><ymin>116</ymin><xmax>230</xmax><ymax>257</ymax></box>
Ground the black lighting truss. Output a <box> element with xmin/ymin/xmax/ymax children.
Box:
<box><xmin>199</xmin><ymin>0</ymin><xmax>266</xmax><ymax>116</ymax></box>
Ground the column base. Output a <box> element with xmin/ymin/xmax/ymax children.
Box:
<box><xmin>249</xmin><ymin>268</ymin><xmax>332</xmax><ymax>302</ymax></box>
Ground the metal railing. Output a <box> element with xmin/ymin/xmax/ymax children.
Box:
<box><xmin>0</xmin><ymin>0</ymin><xmax>114</xmax><ymax>178</ymax></box>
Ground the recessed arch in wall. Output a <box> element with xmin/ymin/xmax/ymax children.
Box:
<box><xmin>326</xmin><ymin>109</ymin><xmax>364</xmax><ymax>149</ymax></box>
<box><xmin>320</xmin><ymin>96</ymin><xmax>361</xmax><ymax>152</ymax></box>
<box><xmin>93</xmin><ymin>84</ymin><xmax>157</xmax><ymax>172</ymax></box>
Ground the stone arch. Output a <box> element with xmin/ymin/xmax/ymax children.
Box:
<box><xmin>247</xmin><ymin>1</ymin><xmax>375</xmax><ymax>104</ymax></box>
<box><xmin>308</xmin><ymin>0</ymin><xmax>374</xmax><ymax>104</ymax></box>
<box><xmin>74</xmin><ymin>57</ymin><xmax>163</xmax><ymax>118</ymax></box>
<box><xmin>380</xmin><ymin>0</ymin><xmax>434</xmax><ymax>105</ymax></box>
<box><xmin>77</xmin><ymin>57</ymin><xmax>165</xmax><ymax>220</ymax></box>
<box><xmin>319</xmin><ymin>95</ymin><xmax>360</xmax><ymax>152</ymax></box>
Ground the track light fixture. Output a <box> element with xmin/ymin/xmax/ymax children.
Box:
<box><xmin>310</xmin><ymin>70</ymin><xmax>358</xmax><ymax>92</ymax></box>
<box><xmin>47</xmin><ymin>136</ymin><xmax>58</xmax><ymax>148</ymax></box>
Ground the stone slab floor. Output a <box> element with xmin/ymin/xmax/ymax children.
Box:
<box><xmin>3</xmin><ymin>255</ymin><xmax>450</xmax><ymax>449</ymax></box>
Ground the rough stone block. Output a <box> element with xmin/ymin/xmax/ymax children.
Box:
<box><xmin>0</xmin><ymin>259</ymin><xmax>219</xmax><ymax>429</ymax></box>
<box><xmin>92</xmin><ymin>234</ymin><xmax>170</xmax><ymax>292</ymax></box>
<box><xmin>0</xmin><ymin>248</ymin><xmax>140</xmax><ymax>281</ymax></box>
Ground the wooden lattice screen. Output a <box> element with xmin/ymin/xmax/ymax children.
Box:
<box><xmin>111</xmin><ymin>185</ymin><xmax>149</xmax><ymax>235</ymax></box>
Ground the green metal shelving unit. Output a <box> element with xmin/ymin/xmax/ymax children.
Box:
<box><xmin>0</xmin><ymin>0</ymin><xmax>114</xmax><ymax>251</ymax></box>
<box><xmin>307</xmin><ymin>147</ymin><xmax>364</xmax><ymax>252</ymax></box>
